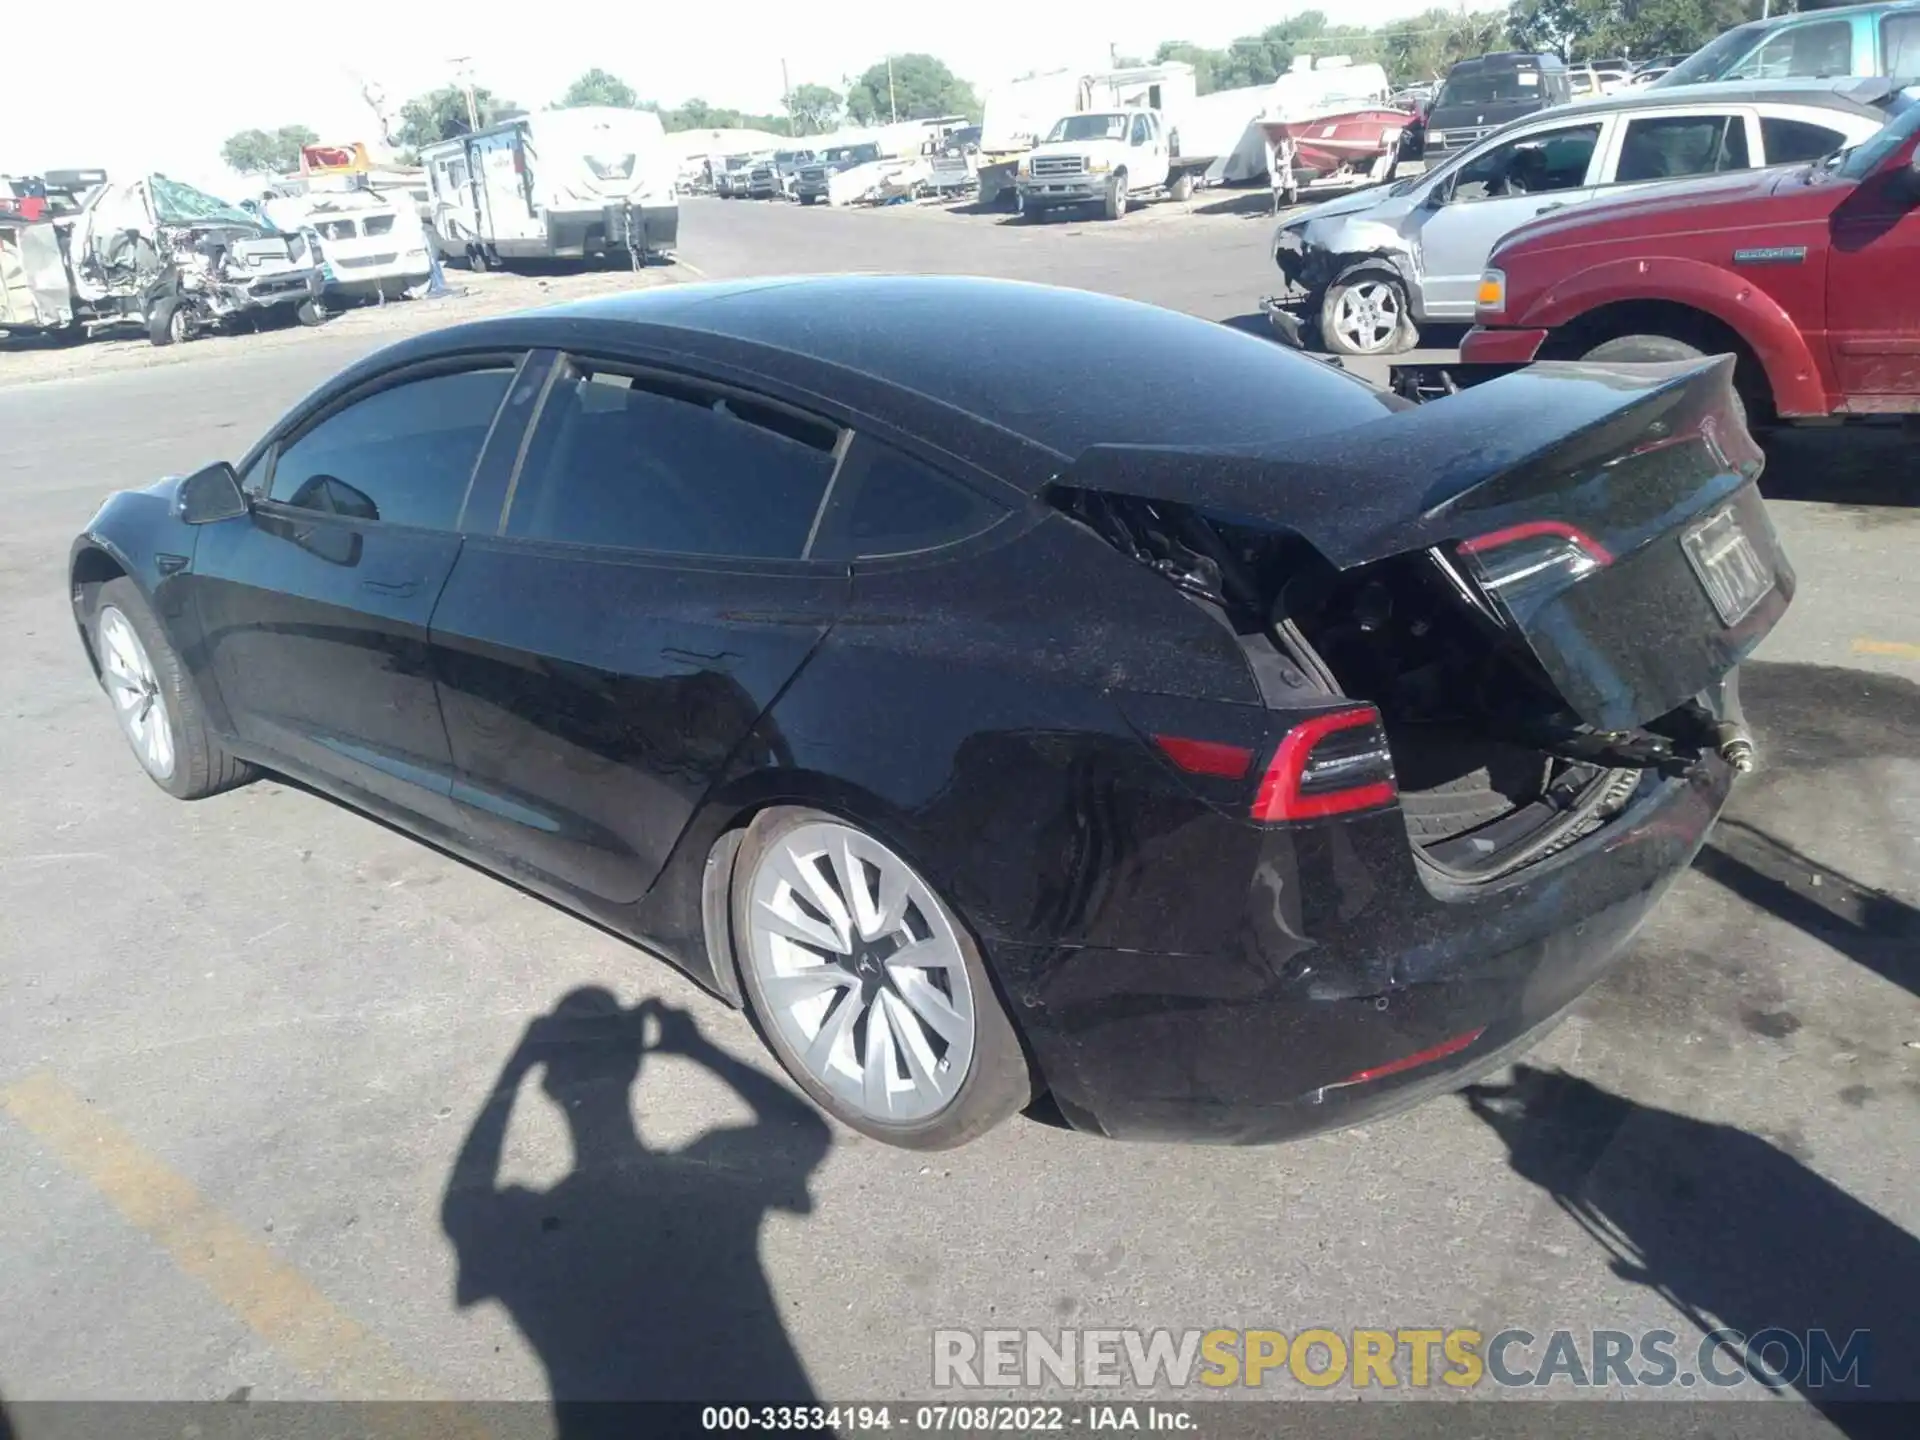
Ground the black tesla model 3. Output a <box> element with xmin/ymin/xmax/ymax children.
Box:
<box><xmin>69</xmin><ymin>276</ymin><xmax>1790</xmax><ymax>1148</ymax></box>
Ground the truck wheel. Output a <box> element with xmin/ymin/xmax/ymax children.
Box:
<box><xmin>1319</xmin><ymin>271</ymin><xmax>1417</xmax><ymax>356</ymax></box>
<box><xmin>1169</xmin><ymin>171</ymin><xmax>1196</xmax><ymax>203</ymax></box>
<box><xmin>1102</xmin><ymin>171</ymin><xmax>1127</xmax><ymax>221</ymax></box>
<box><xmin>147</xmin><ymin>297</ymin><xmax>189</xmax><ymax>347</ymax></box>
<box><xmin>1581</xmin><ymin>334</ymin><xmax>1751</xmax><ymax>430</ymax></box>
<box><xmin>296</xmin><ymin>299</ymin><xmax>327</xmax><ymax>327</ymax></box>
<box><xmin>466</xmin><ymin>245</ymin><xmax>490</xmax><ymax>272</ymax></box>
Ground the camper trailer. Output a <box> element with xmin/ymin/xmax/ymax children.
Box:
<box><xmin>420</xmin><ymin>107</ymin><xmax>678</xmax><ymax>269</ymax></box>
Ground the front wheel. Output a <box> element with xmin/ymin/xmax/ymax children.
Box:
<box><xmin>147</xmin><ymin>296</ymin><xmax>190</xmax><ymax>347</ymax></box>
<box><xmin>88</xmin><ymin>578</ymin><xmax>254</xmax><ymax>800</ymax></box>
<box><xmin>1580</xmin><ymin>333</ymin><xmax>1753</xmax><ymax>431</ymax></box>
<box><xmin>1319</xmin><ymin>271</ymin><xmax>1417</xmax><ymax>356</ymax></box>
<box><xmin>732</xmin><ymin>807</ymin><xmax>1033</xmax><ymax>1149</ymax></box>
<box><xmin>296</xmin><ymin>298</ymin><xmax>326</xmax><ymax>327</ymax></box>
<box><xmin>1102</xmin><ymin>172</ymin><xmax>1127</xmax><ymax>221</ymax></box>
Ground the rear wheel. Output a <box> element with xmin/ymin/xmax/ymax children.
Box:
<box><xmin>732</xmin><ymin>807</ymin><xmax>1032</xmax><ymax>1149</ymax></box>
<box><xmin>1169</xmin><ymin>171</ymin><xmax>1196</xmax><ymax>203</ymax></box>
<box><xmin>88</xmin><ymin>578</ymin><xmax>254</xmax><ymax>800</ymax></box>
<box><xmin>1319</xmin><ymin>271</ymin><xmax>1417</xmax><ymax>356</ymax></box>
<box><xmin>1580</xmin><ymin>334</ymin><xmax>1751</xmax><ymax>431</ymax></box>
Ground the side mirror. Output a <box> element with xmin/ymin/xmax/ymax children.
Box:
<box><xmin>177</xmin><ymin>461</ymin><xmax>248</xmax><ymax>524</ymax></box>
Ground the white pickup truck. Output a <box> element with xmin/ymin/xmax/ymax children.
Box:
<box><xmin>1013</xmin><ymin>109</ymin><xmax>1207</xmax><ymax>220</ymax></box>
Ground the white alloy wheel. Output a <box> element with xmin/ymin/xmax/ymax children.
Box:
<box><xmin>742</xmin><ymin>819</ymin><xmax>977</xmax><ymax>1125</ymax></box>
<box><xmin>1329</xmin><ymin>277</ymin><xmax>1405</xmax><ymax>354</ymax></box>
<box><xmin>98</xmin><ymin>605</ymin><xmax>176</xmax><ymax>780</ymax></box>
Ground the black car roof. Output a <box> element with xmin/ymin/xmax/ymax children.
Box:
<box><xmin>387</xmin><ymin>276</ymin><xmax>1398</xmax><ymax>470</ymax></box>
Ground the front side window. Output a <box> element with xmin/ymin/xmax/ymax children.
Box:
<box><xmin>1615</xmin><ymin>114</ymin><xmax>1750</xmax><ymax>183</ymax></box>
<box><xmin>1760</xmin><ymin>115</ymin><xmax>1850</xmax><ymax>164</ymax></box>
<box><xmin>1452</xmin><ymin>123</ymin><xmax>1602</xmax><ymax>201</ymax></box>
<box><xmin>1729</xmin><ymin>20</ymin><xmax>1855</xmax><ymax>80</ymax></box>
<box><xmin>810</xmin><ymin>441</ymin><xmax>1008</xmax><ymax>561</ymax></box>
<box><xmin>269</xmin><ymin>367</ymin><xmax>514</xmax><ymax>530</ymax></box>
<box><xmin>508</xmin><ymin>365</ymin><xmax>839</xmax><ymax>559</ymax></box>
<box><xmin>1130</xmin><ymin>114</ymin><xmax>1151</xmax><ymax>146</ymax></box>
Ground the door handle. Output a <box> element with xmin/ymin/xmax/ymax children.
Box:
<box><xmin>1535</xmin><ymin>202</ymin><xmax>1567</xmax><ymax>214</ymax></box>
<box><xmin>361</xmin><ymin>578</ymin><xmax>422</xmax><ymax>598</ymax></box>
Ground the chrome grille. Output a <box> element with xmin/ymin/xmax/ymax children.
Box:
<box><xmin>1030</xmin><ymin>155</ymin><xmax>1085</xmax><ymax>178</ymax></box>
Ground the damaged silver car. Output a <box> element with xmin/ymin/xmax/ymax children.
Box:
<box><xmin>68</xmin><ymin>174</ymin><xmax>326</xmax><ymax>345</ymax></box>
<box><xmin>1265</xmin><ymin>78</ymin><xmax>1898</xmax><ymax>357</ymax></box>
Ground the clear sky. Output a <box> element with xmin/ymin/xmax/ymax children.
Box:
<box><xmin>1</xmin><ymin>1</ymin><xmax>1452</xmax><ymax>195</ymax></box>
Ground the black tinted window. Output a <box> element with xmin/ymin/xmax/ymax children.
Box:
<box><xmin>811</xmin><ymin>441</ymin><xmax>1006</xmax><ymax>560</ymax></box>
<box><xmin>270</xmin><ymin>368</ymin><xmax>512</xmax><ymax>529</ymax></box>
<box><xmin>510</xmin><ymin>366</ymin><xmax>838</xmax><ymax>558</ymax></box>
<box><xmin>1616</xmin><ymin>114</ymin><xmax>1750</xmax><ymax>182</ymax></box>
<box><xmin>1761</xmin><ymin>116</ymin><xmax>1849</xmax><ymax>164</ymax></box>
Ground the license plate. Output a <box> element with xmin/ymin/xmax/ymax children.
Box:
<box><xmin>1682</xmin><ymin>507</ymin><xmax>1772</xmax><ymax>626</ymax></box>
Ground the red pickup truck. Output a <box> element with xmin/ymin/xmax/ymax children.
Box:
<box><xmin>1458</xmin><ymin>99</ymin><xmax>1920</xmax><ymax>419</ymax></box>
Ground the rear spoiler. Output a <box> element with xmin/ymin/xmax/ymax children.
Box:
<box><xmin>1046</xmin><ymin>357</ymin><xmax>1762</xmax><ymax>570</ymax></box>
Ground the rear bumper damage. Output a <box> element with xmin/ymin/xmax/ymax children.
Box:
<box><xmin>1000</xmin><ymin>750</ymin><xmax>1736</xmax><ymax>1143</ymax></box>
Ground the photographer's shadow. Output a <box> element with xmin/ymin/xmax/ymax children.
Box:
<box><xmin>442</xmin><ymin>989</ymin><xmax>831</xmax><ymax>1421</ymax></box>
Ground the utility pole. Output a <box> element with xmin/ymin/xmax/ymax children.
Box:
<box><xmin>887</xmin><ymin>55</ymin><xmax>898</xmax><ymax>124</ymax></box>
<box><xmin>450</xmin><ymin>56</ymin><xmax>480</xmax><ymax>131</ymax></box>
<box><xmin>782</xmin><ymin>57</ymin><xmax>793</xmax><ymax>134</ymax></box>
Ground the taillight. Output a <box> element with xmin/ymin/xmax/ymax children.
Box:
<box><xmin>1458</xmin><ymin>521</ymin><xmax>1613</xmax><ymax>618</ymax></box>
<box><xmin>1251</xmin><ymin>706</ymin><xmax>1397</xmax><ymax>823</ymax></box>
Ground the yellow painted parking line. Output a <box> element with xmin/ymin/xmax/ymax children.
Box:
<box><xmin>1</xmin><ymin>1071</ymin><xmax>491</xmax><ymax>1431</ymax></box>
<box><xmin>1851</xmin><ymin>638</ymin><xmax>1920</xmax><ymax>661</ymax></box>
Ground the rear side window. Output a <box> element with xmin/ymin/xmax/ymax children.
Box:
<box><xmin>1615</xmin><ymin>114</ymin><xmax>1750</xmax><ymax>182</ymax></box>
<box><xmin>810</xmin><ymin>440</ymin><xmax>1007</xmax><ymax>561</ymax></box>
<box><xmin>1888</xmin><ymin>14</ymin><xmax>1920</xmax><ymax>76</ymax></box>
<box><xmin>1760</xmin><ymin>115</ymin><xmax>1850</xmax><ymax>164</ymax></box>
<box><xmin>508</xmin><ymin>364</ymin><xmax>839</xmax><ymax>559</ymax></box>
<box><xmin>269</xmin><ymin>367</ymin><xmax>513</xmax><ymax>530</ymax></box>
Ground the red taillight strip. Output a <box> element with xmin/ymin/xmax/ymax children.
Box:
<box><xmin>1337</xmin><ymin>1026</ymin><xmax>1487</xmax><ymax>1087</ymax></box>
<box><xmin>1251</xmin><ymin>706</ymin><xmax>1396</xmax><ymax>823</ymax></box>
<box><xmin>1152</xmin><ymin>734</ymin><xmax>1255</xmax><ymax>779</ymax></box>
<box><xmin>1459</xmin><ymin>520</ymin><xmax>1614</xmax><ymax>565</ymax></box>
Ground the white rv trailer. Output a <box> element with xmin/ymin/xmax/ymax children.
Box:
<box><xmin>420</xmin><ymin>107</ymin><xmax>678</xmax><ymax>269</ymax></box>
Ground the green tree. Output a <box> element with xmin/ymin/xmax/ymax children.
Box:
<box><xmin>219</xmin><ymin>124</ymin><xmax>319</xmax><ymax>176</ymax></box>
<box><xmin>395</xmin><ymin>85</ymin><xmax>520</xmax><ymax>147</ymax></box>
<box><xmin>845</xmin><ymin>54</ymin><xmax>980</xmax><ymax>124</ymax></box>
<box><xmin>1508</xmin><ymin>0</ymin><xmax>1762</xmax><ymax>60</ymax></box>
<box><xmin>785</xmin><ymin>82</ymin><xmax>844</xmax><ymax>135</ymax></box>
<box><xmin>558</xmin><ymin>68</ymin><xmax>640</xmax><ymax>108</ymax></box>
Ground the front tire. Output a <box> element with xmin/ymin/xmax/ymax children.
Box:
<box><xmin>1102</xmin><ymin>171</ymin><xmax>1127</xmax><ymax>221</ymax></box>
<box><xmin>296</xmin><ymin>298</ymin><xmax>326</xmax><ymax>327</ymax></box>
<box><xmin>147</xmin><ymin>296</ymin><xmax>189</xmax><ymax>347</ymax></box>
<box><xmin>1580</xmin><ymin>333</ymin><xmax>1752</xmax><ymax>431</ymax></box>
<box><xmin>1319</xmin><ymin>270</ymin><xmax>1417</xmax><ymax>356</ymax></box>
<box><xmin>89</xmin><ymin>578</ymin><xmax>254</xmax><ymax>800</ymax></box>
<box><xmin>731</xmin><ymin>807</ymin><xmax>1032</xmax><ymax>1149</ymax></box>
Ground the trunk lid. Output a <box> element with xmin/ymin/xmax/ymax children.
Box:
<box><xmin>1049</xmin><ymin>356</ymin><xmax>1790</xmax><ymax>733</ymax></box>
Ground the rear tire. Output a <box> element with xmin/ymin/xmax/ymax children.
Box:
<box><xmin>731</xmin><ymin>806</ymin><xmax>1033</xmax><ymax>1150</ymax></box>
<box><xmin>1580</xmin><ymin>333</ymin><xmax>1751</xmax><ymax>431</ymax></box>
<box><xmin>1169</xmin><ymin>171</ymin><xmax>1196</xmax><ymax>203</ymax></box>
<box><xmin>88</xmin><ymin>578</ymin><xmax>254</xmax><ymax>801</ymax></box>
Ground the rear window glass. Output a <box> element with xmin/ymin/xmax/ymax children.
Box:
<box><xmin>811</xmin><ymin>441</ymin><xmax>1007</xmax><ymax>560</ymax></box>
<box><xmin>1760</xmin><ymin>116</ymin><xmax>1849</xmax><ymax>164</ymax></box>
<box><xmin>509</xmin><ymin>366</ymin><xmax>838</xmax><ymax>559</ymax></box>
<box><xmin>1616</xmin><ymin>115</ymin><xmax>1750</xmax><ymax>182</ymax></box>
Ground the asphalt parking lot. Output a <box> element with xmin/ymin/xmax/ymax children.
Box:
<box><xmin>1</xmin><ymin>193</ymin><xmax>1916</xmax><ymax>1428</ymax></box>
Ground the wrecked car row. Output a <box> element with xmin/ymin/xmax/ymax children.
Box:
<box><xmin>3</xmin><ymin>171</ymin><xmax>326</xmax><ymax>346</ymax></box>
